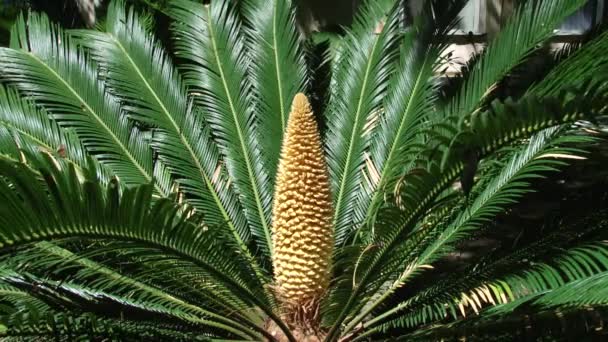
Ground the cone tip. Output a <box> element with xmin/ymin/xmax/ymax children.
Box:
<box><xmin>292</xmin><ymin>93</ymin><xmax>311</xmax><ymax>113</ymax></box>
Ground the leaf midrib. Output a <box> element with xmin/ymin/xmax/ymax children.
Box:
<box><xmin>272</xmin><ymin>0</ymin><xmax>286</xmax><ymax>129</ymax></box>
<box><xmin>36</xmin><ymin>242</ymin><xmax>255</xmax><ymax>335</ymax></box>
<box><xmin>355</xmin><ymin>143</ymin><xmax>556</xmax><ymax>332</ymax></box>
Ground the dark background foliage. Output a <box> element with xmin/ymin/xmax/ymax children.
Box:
<box><xmin>0</xmin><ymin>0</ymin><xmax>366</xmax><ymax>45</ymax></box>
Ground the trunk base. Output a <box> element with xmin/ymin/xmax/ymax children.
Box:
<box><xmin>265</xmin><ymin>299</ymin><xmax>327</xmax><ymax>342</ymax></box>
<box><xmin>265</xmin><ymin>319</ymin><xmax>327</xmax><ymax>342</ymax></box>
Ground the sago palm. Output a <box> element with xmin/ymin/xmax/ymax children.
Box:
<box><xmin>0</xmin><ymin>0</ymin><xmax>608</xmax><ymax>340</ymax></box>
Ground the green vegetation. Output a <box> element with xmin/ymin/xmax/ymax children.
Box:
<box><xmin>0</xmin><ymin>0</ymin><xmax>607</xmax><ymax>340</ymax></box>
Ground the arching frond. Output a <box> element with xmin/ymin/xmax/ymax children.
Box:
<box><xmin>0</xmin><ymin>1</ymin><xmax>607</xmax><ymax>340</ymax></box>
<box><xmin>0</xmin><ymin>266</ymin><xmax>257</xmax><ymax>339</ymax></box>
<box><xmin>168</xmin><ymin>0</ymin><xmax>274</xmax><ymax>257</ymax></box>
<box><xmin>323</xmin><ymin>86</ymin><xmax>608</xmax><ymax>340</ymax></box>
<box><xmin>353</xmin><ymin>0</ymin><xmax>467</xmax><ymax>246</ymax></box>
<box><xmin>71</xmin><ymin>1</ymin><xmax>258</xmax><ymax>278</ymax></box>
<box><xmin>0</xmin><ymin>85</ymin><xmax>94</xmax><ymax>175</ymax></box>
<box><xmin>2</xmin><ymin>242</ymin><xmax>255</xmax><ymax>323</ymax></box>
<box><xmin>240</xmin><ymin>0</ymin><xmax>309</xmax><ymax>181</ymax></box>
<box><xmin>529</xmin><ymin>30</ymin><xmax>608</xmax><ymax>97</ymax></box>
<box><xmin>340</xmin><ymin>128</ymin><xmax>592</xmax><ymax>337</ymax></box>
<box><xmin>404</xmin><ymin>265</ymin><xmax>608</xmax><ymax>341</ymax></box>
<box><xmin>324</xmin><ymin>0</ymin><xmax>401</xmax><ymax>245</ymax></box>
<box><xmin>443</xmin><ymin>0</ymin><xmax>588</xmax><ymax>119</ymax></box>
<box><xmin>362</xmin><ymin>210</ymin><xmax>608</xmax><ymax>338</ymax></box>
<box><xmin>0</xmin><ymin>14</ymin><xmax>167</xmax><ymax>195</ymax></box>
<box><xmin>2</xmin><ymin>309</ymin><xmax>218</xmax><ymax>341</ymax></box>
<box><xmin>0</xmin><ymin>155</ymin><xmax>285</xmax><ymax>328</ymax></box>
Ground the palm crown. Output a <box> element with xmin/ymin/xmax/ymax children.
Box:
<box><xmin>0</xmin><ymin>0</ymin><xmax>608</xmax><ymax>340</ymax></box>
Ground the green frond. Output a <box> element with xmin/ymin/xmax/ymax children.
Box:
<box><xmin>415</xmin><ymin>129</ymin><xmax>591</xmax><ymax>270</ymax></box>
<box><xmin>353</xmin><ymin>0</ymin><xmax>468</xmax><ymax>246</ymax></box>
<box><xmin>0</xmin><ymin>267</ymin><xmax>257</xmax><ymax>340</ymax></box>
<box><xmin>324</xmin><ymin>0</ymin><xmax>401</xmax><ymax>246</ymax></box>
<box><xmin>240</xmin><ymin>0</ymin><xmax>309</xmax><ymax>180</ymax></box>
<box><xmin>0</xmin><ymin>14</ymin><xmax>167</xmax><ymax>195</ymax></box>
<box><xmin>2</xmin><ymin>309</ymin><xmax>216</xmax><ymax>341</ymax></box>
<box><xmin>341</xmin><ymin>128</ymin><xmax>592</xmax><ymax>338</ymax></box>
<box><xmin>10</xmin><ymin>239</ymin><xmax>265</xmax><ymax>320</ymax></box>
<box><xmin>71</xmin><ymin>1</ymin><xmax>257</xmax><ymax>275</ymax></box>
<box><xmin>503</xmin><ymin>244</ymin><xmax>608</xmax><ymax>303</ymax></box>
<box><xmin>0</xmin><ymin>1</ymin><xmax>607</xmax><ymax>340</ymax></box>
<box><xmin>168</xmin><ymin>0</ymin><xmax>274</xmax><ymax>257</ymax></box>
<box><xmin>324</xmin><ymin>86</ymin><xmax>607</xmax><ymax>340</ymax></box>
<box><xmin>444</xmin><ymin>0</ymin><xmax>587</xmax><ymax>119</ymax></box>
<box><xmin>530</xmin><ymin>30</ymin><xmax>608</xmax><ymax>97</ymax></box>
<box><xmin>440</xmin><ymin>86</ymin><xmax>605</xmax><ymax>169</ymax></box>
<box><xmin>0</xmin><ymin>85</ymin><xmax>94</xmax><ymax>174</ymax></box>
<box><xmin>0</xmin><ymin>280</ymin><xmax>52</xmax><ymax>316</ymax></box>
<box><xmin>4</xmin><ymin>242</ymin><xmax>257</xmax><ymax>324</ymax></box>
<box><xmin>0</xmin><ymin>155</ymin><xmax>278</xmax><ymax>323</ymax></box>
<box><xmin>406</xmin><ymin>268</ymin><xmax>608</xmax><ymax>341</ymax></box>
<box><xmin>362</xmin><ymin>210</ymin><xmax>608</xmax><ymax>338</ymax></box>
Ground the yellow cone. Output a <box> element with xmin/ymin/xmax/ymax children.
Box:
<box><xmin>272</xmin><ymin>93</ymin><xmax>333</xmax><ymax>305</ymax></box>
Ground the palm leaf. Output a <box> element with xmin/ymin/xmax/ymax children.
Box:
<box><xmin>0</xmin><ymin>266</ymin><xmax>257</xmax><ymax>339</ymax></box>
<box><xmin>341</xmin><ymin>127</ymin><xmax>592</xmax><ymax>337</ymax></box>
<box><xmin>0</xmin><ymin>14</ymin><xmax>167</xmax><ymax>195</ymax></box>
<box><xmin>0</xmin><ymin>155</ymin><xmax>277</xmax><ymax>307</ymax></box>
<box><xmin>353</xmin><ymin>0</ymin><xmax>467</xmax><ymax>246</ymax></box>
<box><xmin>406</xmin><ymin>263</ymin><xmax>608</xmax><ymax>340</ymax></box>
<box><xmin>379</xmin><ymin>213</ymin><xmax>608</xmax><ymax>335</ymax></box>
<box><xmin>443</xmin><ymin>0</ymin><xmax>588</xmax><ymax>119</ymax></box>
<box><xmin>168</xmin><ymin>0</ymin><xmax>274</xmax><ymax>256</ymax></box>
<box><xmin>2</xmin><ymin>309</ymin><xmax>217</xmax><ymax>340</ymax></box>
<box><xmin>529</xmin><ymin>31</ymin><xmax>608</xmax><ymax>98</ymax></box>
<box><xmin>240</xmin><ymin>0</ymin><xmax>309</xmax><ymax>180</ymax></box>
<box><xmin>0</xmin><ymin>85</ymin><xmax>93</xmax><ymax>174</ymax></box>
<box><xmin>324</xmin><ymin>86</ymin><xmax>608</xmax><ymax>340</ymax></box>
<box><xmin>324</xmin><ymin>0</ymin><xmax>401</xmax><ymax>244</ymax></box>
<box><xmin>356</xmin><ymin>136</ymin><xmax>601</xmax><ymax>337</ymax></box>
<box><xmin>71</xmin><ymin>1</ymin><xmax>256</xmax><ymax>273</ymax></box>
<box><xmin>3</xmin><ymin>242</ymin><xmax>259</xmax><ymax>326</ymax></box>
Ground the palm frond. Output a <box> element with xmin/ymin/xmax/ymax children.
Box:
<box><xmin>0</xmin><ymin>155</ymin><xmax>282</xmax><ymax>325</ymax></box>
<box><xmin>168</xmin><ymin>0</ymin><xmax>274</xmax><ymax>256</ymax></box>
<box><xmin>3</xmin><ymin>242</ymin><xmax>258</xmax><ymax>326</ymax></box>
<box><xmin>323</xmin><ymin>86</ymin><xmax>607</xmax><ymax>340</ymax></box>
<box><xmin>2</xmin><ymin>309</ymin><xmax>216</xmax><ymax>341</ymax></box>
<box><xmin>362</xmin><ymin>209</ymin><xmax>608</xmax><ymax>337</ymax></box>
<box><xmin>0</xmin><ymin>14</ymin><xmax>167</xmax><ymax>195</ymax></box>
<box><xmin>0</xmin><ymin>1</ymin><xmax>607</xmax><ymax>340</ymax></box>
<box><xmin>324</xmin><ymin>0</ymin><xmax>401</xmax><ymax>245</ymax></box>
<box><xmin>0</xmin><ymin>85</ymin><xmax>96</xmax><ymax>176</ymax></box>
<box><xmin>353</xmin><ymin>0</ymin><xmax>467</xmax><ymax>246</ymax></box>
<box><xmin>71</xmin><ymin>1</ymin><xmax>257</xmax><ymax>274</ymax></box>
<box><xmin>405</xmin><ymin>258</ymin><xmax>608</xmax><ymax>341</ymax></box>
<box><xmin>0</xmin><ymin>279</ymin><xmax>52</xmax><ymax>316</ymax></box>
<box><xmin>240</xmin><ymin>0</ymin><xmax>309</xmax><ymax>180</ymax></box>
<box><xmin>7</xmin><ymin>239</ymin><xmax>266</xmax><ymax>320</ymax></box>
<box><xmin>340</xmin><ymin>127</ymin><xmax>592</xmax><ymax>337</ymax></box>
<box><xmin>529</xmin><ymin>30</ymin><xmax>608</xmax><ymax>97</ymax></box>
<box><xmin>444</xmin><ymin>0</ymin><xmax>587</xmax><ymax>119</ymax></box>
<box><xmin>0</xmin><ymin>266</ymin><xmax>258</xmax><ymax>339</ymax></box>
